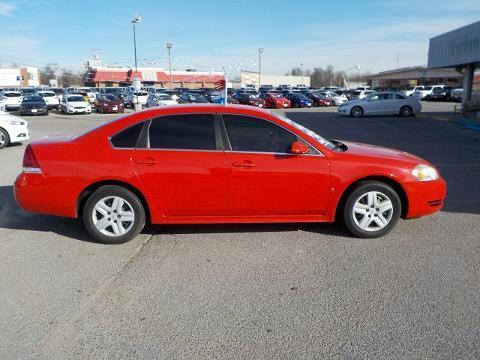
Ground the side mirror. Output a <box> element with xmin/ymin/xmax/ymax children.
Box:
<box><xmin>290</xmin><ymin>141</ymin><xmax>309</xmax><ymax>155</ymax></box>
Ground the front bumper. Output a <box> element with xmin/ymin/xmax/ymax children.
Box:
<box><xmin>66</xmin><ymin>107</ymin><xmax>91</xmax><ymax>113</ymax></box>
<box><xmin>404</xmin><ymin>178</ymin><xmax>447</xmax><ymax>218</ymax></box>
<box><xmin>9</xmin><ymin>126</ymin><xmax>30</xmax><ymax>142</ymax></box>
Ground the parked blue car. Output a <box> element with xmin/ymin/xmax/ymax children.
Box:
<box><xmin>285</xmin><ymin>93</ymin><xmax>313</xmax><ymax>108</ymax></box>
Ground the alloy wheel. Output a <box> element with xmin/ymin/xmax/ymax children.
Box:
<box><xmin>91</xmin><ymin>196</ymin><xmax>135</xmax><ymax>237</ymax></box>
<box><xmin>352</xmin><ymin>191</ymin><xmax>394</xmax><ymax>231</ymax></box>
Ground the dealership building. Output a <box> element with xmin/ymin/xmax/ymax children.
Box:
<box><xmin>235</xmin><ymin>71</ymin><xmax>309</xmax><ymax>88</ymax></box>
<box><xmin>428</xmin><ymin>20</ymin><xmax>480</xmax><ymax>116</ymax></box>
<box><xmin>367</xmin><ymin>66</ymin><xmax>463</xmax><ymax>89</ymax></box>
<box><xmin>0</xmin><ymin>67</ymin><xmax>40</xmax><ymax>88</ymax></box>
<box><xmin>83</xmin><ymin>59</ymin><xmax>224</xmax><ymax>89</ymax></box>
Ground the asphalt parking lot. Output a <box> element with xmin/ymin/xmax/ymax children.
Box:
<box><xmin>0</xmin><ymin>103</ymin><xmax>479</xmax><ymax>359</ymax></box>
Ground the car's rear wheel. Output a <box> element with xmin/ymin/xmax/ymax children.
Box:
<box><xmin>82</xmin><ymin>185</ymin><xmax>146</xmax><ymax>244</ymax></box>
<box><xmin>0</xmin><ymin>128</ymin><xmax>10</xmax><ymax>149</ymax></box>
<box><xmin>350</xmin><ymin>106</ymin><xmax>363</xmax><ymax>118</ymax></box>
<box><xmin>342</xmin><ymin>181</ymin><xmax>401</xmax><ymax>238</ymax></box>
<box><xmin>399</xmin><ymin>105</ymin><xmax>412</xmax><ymax>117</ymax></box>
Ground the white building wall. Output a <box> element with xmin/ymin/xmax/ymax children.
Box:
<box><xmin>0</xmin><ymin>69</ymin><xmax>21</xmax><ymax>87</ymax></box>
<box><xmin>240</xmin><ymin>72</ymin><xmax>310</xmax><ymax>88</ymax></box>
<box><xmin>26</xmin><ymin>67</ymin><xmax>39</xmax><ymax>87</ymax></box>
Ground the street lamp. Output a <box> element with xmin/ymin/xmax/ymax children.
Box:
<box><xmin>131</xmin><ymin>15</ymin><xmax>141</xmax><ymax>110</ymax></box>
<box><xmin>166</xmin><ymin>43</ymin><xmax>173</xmax><ymax>89</ymax></box>
<box><xmin>300</xmin><ymin>62</ymin><xmax>304</xmax><ymax>86</ymax></box>
<box><xmin>258</xmin><ymin>48</ymin><xmax>263</xmax><ymax>89</ymax></box>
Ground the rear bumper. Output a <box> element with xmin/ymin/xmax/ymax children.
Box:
<box><xmin>20</xmin><ymin>108</ymin><xmax>48</xmax><ymax>115</ymax></box>
<box><xmin>404</xmin><ymin>178</ymin><xmax>447</xmax><ymax>218</ymax></box>
<box><xmin>14</xmin><ymin>172</ymin><xmax>77</xmax><ymax>218</ymax></box>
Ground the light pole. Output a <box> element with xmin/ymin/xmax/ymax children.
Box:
<box><xmin>258</xmin><ymin>48</ymin><xmax>263</xmax><ymax>89</ymax></box>
<box><xmin>166</xmin><ymin>43</ymin><xmax>173</xmax><ymax>89</ymax></box>
<box><xmin>300</xmin><ymin>62</ymin><xmax>304</xmax><ymax>86</ymax></box>
<box><xmin>131</xmin><ymin>15</ymin><xmax>141</xmax><ymax>110</ymax></box>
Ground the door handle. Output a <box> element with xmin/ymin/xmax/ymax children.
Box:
<box><xmin>232</xmin><ymin>161</ymin><xmax>256</xmax><ymax>168</ymax></box>
<box><xmin>134</xmin><ymin>157</ymin><xmax>158</xmax><ymax>165</ymax></box>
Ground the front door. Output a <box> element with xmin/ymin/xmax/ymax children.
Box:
<box><xmin>221</xmin><ymin>114</ymin><xmax>330</xmax><ymax>216</ymax></box>
<box><xmin>132</xmin><ymin>114</ymin><xmax>227</xmax><ymax>218</ymax></box>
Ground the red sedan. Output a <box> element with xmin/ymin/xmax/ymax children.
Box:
<box><xmin>261</xmin><ymin>92</ymin><xmax>291</xmax><ymax>108</ymax></box>
<box><xmin>15</xmin><ymin>104</ymin><xmax>446</xmax><ymax>244</ymax></box>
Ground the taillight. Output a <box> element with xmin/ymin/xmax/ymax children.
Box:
<box><xmin>22</xmin><ymin>144</ymin><xmax>42</xmax><ymax>173</ymax></box>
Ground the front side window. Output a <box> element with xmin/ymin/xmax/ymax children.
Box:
<box><xmin>222</xmin><ymin>115</ymin><xmax>297</xmax><ymax>153</ymax></box>
<box><xmin>149</xmin><ymin>114</ymin><xmax>216</xmax><ymax>150</ymax></box>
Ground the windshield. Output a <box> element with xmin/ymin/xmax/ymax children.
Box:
<box><xmin>40</xmin><ymin>92</ymin><xmax>55</xmax><ymax>97</ymax></box>
<box><xmin>23</xmin><ymin>96</ymin><xmax>44</xmax><ymax>102</ymax></box>
<box><xmin>3</xmin><ymin>92</ymin><xmax>21</xmax><ymax>97</ymax></box>
<box><xmin>102</xmin><ymin>95</ymin><xmax>117</xmax><ymax>101</ymax></box>
<box><xmin>275</xmin><ymin>113</ymin><xmax>335</xmax><ymax>150</ymax></box>
<box><xmin>424</xmin><ymin>86</ymin><xmax>432</xmax><ymax>90</ymax></box>
<box><xmin>68</xmin><ymin>96</ymin><xmax>85</xmax><ymax>102</ymax></box>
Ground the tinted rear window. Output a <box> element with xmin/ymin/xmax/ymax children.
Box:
<box><xmin>149</xmin><ymin>114</ymin><xmax>216</xmax><ymax>150</ymax></box>
<box><xmin>111</xmin><ymin>122</ymin><xmax>145</xmax><ymax>148</ymax></box>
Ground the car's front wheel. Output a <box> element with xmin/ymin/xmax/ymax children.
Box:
<box><xmin>342</xmin><ymin>181</ymin><xmax>401</xmax><ymax>238</ymax></box>
<box><xmin>350</xmin><ymin>106</ymin><xmax>363</xmax><ymax>118</ymax></box>
<box><xmin>0</xmin><ymin>128</ymin><xmax>10</xmax><ymax>149</ymax></box>
<box><xmin>82</xmin><ymin>185</ymin><xmax>146</xmax><ymax>244</ymax></box>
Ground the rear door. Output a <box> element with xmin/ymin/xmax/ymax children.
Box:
<box><xmin>132</xmin><ymin>114</ymin><xmax>227</xmax><ymax>218</ymax></box>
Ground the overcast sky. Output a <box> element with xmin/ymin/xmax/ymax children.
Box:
<box><xmin>0</xmin><ymin>0</ymin><xmax>479</xmax><ymax>75</ymax></box>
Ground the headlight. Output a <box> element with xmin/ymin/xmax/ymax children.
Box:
<box><xmin>412</xmin><ymin>164</ymin><xmax>439</xmax><ymax>181</ymax></box>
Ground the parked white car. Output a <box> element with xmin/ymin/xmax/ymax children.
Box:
<box><xmin>146</xmin><ymin>93</ymin><xmax>178</xmax><ymax>107</ymax></box>
<box><xmin>60</xmin><ymin>95</ymin><xmax>92</xmax><ymax>114</ymax></box>
<box><xmin>338</xmin><ymin>92</ymin><xmax>422</xmax><ymax>118</ymax></box>
<box><xmin>76</xmin><ymin>87</ymin><xmax>98</xmax><ymax>103</ymax></box>
<box><xmin>38</xmin><ymin>91</ymin><xmax>59</xmax><ymax>109</ymax></box>
<box><xmin>125</xmin><ymin>91</ymin><xmax>148</xmax><ymax>108</ymax></box>
<box><xmin>399</xmin><ymin>86</ymin><xmax>424</xmax><ymax>97</ymax></box>
<box><xmin>316</xmin><ymin>91</ymin><xmax>348</xmax><ymax>106</ymax></box>
<box><xmin>349</xmin><ymin>90</ymin><xmax>376</xmax><ymax>100</ymax></box>
<box><xmin>0</xmin><ymin>91</ymin><xmax>22</xmax><ymax>111</ymax></box>
<box><xmin>412</xmin><ymin>85</ymin><xmax>445</xmax><ymax>100</ymax></box>
<box><xmin>0</xmin><ymin>110</ymin><xmax>29</xmax><ymax>148</ymax></box>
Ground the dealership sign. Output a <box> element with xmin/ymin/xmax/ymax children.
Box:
<box><xmin>428</xmin><ymin>20</ymin><xmax>480</xmax><ymax>68</ymax></box>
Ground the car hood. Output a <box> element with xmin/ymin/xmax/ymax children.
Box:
<box><xmin>102</xmin><ymin>100</ymin><xmax>123</xmax><ymax>106</ymax></box>
<box><xmin>68</xmin><ymin>101</ymin><xmax>89</xmax><ymax>106</ymax></box>
<box><xmin>339</xmin><ymin>140</ymin><xmax>425</xmax><ymax>164</ymax></box>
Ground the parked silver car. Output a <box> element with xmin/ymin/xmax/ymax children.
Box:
<box><xmin>145</xmin><ymin>93</ymin><xmax>178</xmax><ymax>107</ymax></box>
<box><xmin>338</xmin><ymin>92</ymin><xmax>422</xmax><ymax>118</ymax></box>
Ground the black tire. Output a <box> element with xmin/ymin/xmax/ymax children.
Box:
<box><xmin>350</xmin><ymin>106</ymin><xmax>363</xmax><ymax>118</ymax></box>
<box><xmin>331</xmin><ymin>100</ymin><xmax>336</xmax><ymax>106</ymax></box>
<box><xmin>399</xmin><ymin>105</ymin><xmax>412</xmax><ymax>117</ymax></box>
<box><xmin>82</xmin><ymin>185</ymin><xmax>146</xmax><ymax>244</ymax></box>
<box><xmin>342</xmin><ymin>181</ymin><xmax>401</xmax><ymax>238</ymax></box>
<box><xmin>0</xmin><ymin>127</ymin><xmax>10</xmax><ymax>149</ymax></box>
